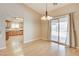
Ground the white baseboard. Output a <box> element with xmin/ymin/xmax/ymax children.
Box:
<box><xmin>24</xmin><ymin>39</ymin><xmax>37</xmax><ymax>43</ymax></box>
<box><xmin>24</xmin><ymin>37</ymin><xmax>41</xmax><ymax>44</ymax></box>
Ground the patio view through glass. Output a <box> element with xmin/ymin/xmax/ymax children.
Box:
<box><xmin>51</xmin><ymin>15</ymin><xmax>69</xmax><ymax>45</ymax></box>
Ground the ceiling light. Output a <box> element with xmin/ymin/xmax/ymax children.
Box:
<box><xmin>41</xmin><ymin>3</ymin><xmax>52</xmax><ymax>21</ymax></box>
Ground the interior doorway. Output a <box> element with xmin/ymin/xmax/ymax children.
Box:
<box><xmin>51</xmin><ymin>15</ymin><xmax>69</xmax><ymax>46</ymax></box>
<box><xmin>5</xmin><ymin>17</ymin><xmax>24</xmax><ymax>55</ymax></box>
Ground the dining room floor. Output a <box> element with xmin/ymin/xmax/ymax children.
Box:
<box><xmin>0</xmin><ymin>35</ymin><xmax>79</xmax><ymax>56</ymax></box>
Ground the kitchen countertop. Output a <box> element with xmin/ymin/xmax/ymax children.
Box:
<box><xmin>6</xmin><ymin>28</ymin><xmax>23</xmax><ymax>32</ymax></box>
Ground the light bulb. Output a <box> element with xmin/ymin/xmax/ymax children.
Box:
<box><xmin>41</xmin><ymin>16</ymin><xmax>52</xmax><ymax>20</ymax></box>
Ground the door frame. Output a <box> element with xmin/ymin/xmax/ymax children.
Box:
<box><xmin>4</xmin><ymin>17</ymin><xmax>24</xmax><ymax>49</ymax></box>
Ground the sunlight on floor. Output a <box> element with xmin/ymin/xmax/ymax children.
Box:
<box><xmin>8</xmin><ymin>35</ymin><xmax>24</xmax><ymax>56</ymax></box>
<box><xmin>0</xmin><ymin>36</ymin><xmax>79</xmax><ymax>56</ymax></box>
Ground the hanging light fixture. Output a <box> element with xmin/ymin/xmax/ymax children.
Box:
<box><xmin>41</xmin><ymin>3</ymin><xmax>52</xmax><ymax>20</ymax></box>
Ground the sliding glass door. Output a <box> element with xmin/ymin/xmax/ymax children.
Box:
<box><xmin>51</xmin><ymin>15</ymin><xmax>69</xmax><ymax>45</ymax></box>
<box><xmin>59</xmin><ymin>16</ymin><xmax>68</xmax><ymax>44</ymax></box>
<box><xmin>51</xmin><ymin>19</ymin><xmax>58</xmax><ymax>42</ymax></box>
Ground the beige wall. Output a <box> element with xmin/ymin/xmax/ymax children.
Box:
<box><xmin>0</xmin><ymin>3</ymin><xmax>41</xmax><ymax>49</ymax></box>
<box><xmin>41</xmin><ymin>4</ymin><xmax>79</xmax><ymax>47</ymax></box>
<box><xmin>23</xmin><ymin>4</ymin><xmax>41</xmax><ymax>43</ymax></box>
<box><xmin>41</xmin><ymin>20</ymin><xmax>49</xmax><ymax>40</ymax></box>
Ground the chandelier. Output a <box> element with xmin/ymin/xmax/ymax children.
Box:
<box><xmin>41</xmin><ymin>3</ymin><xmax>52</xmax><ymax>20</ymax></box>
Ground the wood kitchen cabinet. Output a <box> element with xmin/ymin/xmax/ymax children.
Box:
<box><xmin>6</xmin><ymin>30</ymin><xmax>23</xmax><ymax>40</ymax></box>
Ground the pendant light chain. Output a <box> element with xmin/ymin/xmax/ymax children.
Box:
<box><xmin>46</xmin><ymin>3</ymin><xmax>47</xmax><ymax>17</ymax></box>
<box><xmin>41</xmin><ymin>2</ymin><xmax>52</xmax><ymax>20</ymax></box>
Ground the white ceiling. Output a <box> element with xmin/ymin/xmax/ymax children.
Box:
<box><xmin>25</xmin><ymin>3</ymin><xmax>69</xmax><ymax>14</ymax></box>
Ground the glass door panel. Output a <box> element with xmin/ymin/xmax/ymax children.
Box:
<box><xmin>59</xmin><ymin>17</ymin><xmax>68</xmax><ymax>44</ymax></box>
<box><xmin>51</xmin><ymin>15</ymin><xmax>69</xmax><ymax>45</ymax></box>
<box><xmin>51</xmin><ymin>20</ymin><xmax>58</xmax><ymax>42</ymax></box>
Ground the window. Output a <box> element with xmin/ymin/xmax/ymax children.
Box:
<box><xmin>11</xmin><ymin>22</ymin><xmax>19</xmax><ymax>29</ymax></box>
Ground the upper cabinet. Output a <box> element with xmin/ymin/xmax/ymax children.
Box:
<box><xmin>5</xmin><ymin>17</ymin><xmax>24</xmax><ymax>31</ymax></box>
